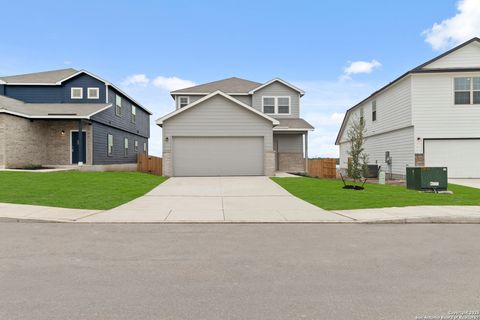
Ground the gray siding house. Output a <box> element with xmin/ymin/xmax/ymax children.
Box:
<box><xmin>0</xmin><ymin>68</ymin><xmax>151</xmax><ymax>169</ymax></box>
<box><xmin>157</xmin><ymin>77</ymin><xmax>314</xmax><ymax>176</ymax></box>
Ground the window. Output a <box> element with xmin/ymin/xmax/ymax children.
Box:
<box><xmin>107</xmin><ymin>134</ymin><xmax>113</xmax><ymax>156</ymax></box>
<box><xmin>71</xmin><ymin>87</ymin><xmax>83</xmax><ymax>99</ymax></box>
<box><xmin>263</xmin><ymin>97</ymin><xmax>276</xmax><ymax>114</ymax></box>
<box><xmin>124</xmin><ymin>137</ymin><xmax>129</xmax><ymax>156</ymax></box>
<box><xmin>179</xmin><ymin>96</ymin><xmax>189</xmax><ymax>108</ymax></box>
<box><xmin>143</xmin><ymin>142</ymin><xmax>147</xmax><ymax>154</ymax></box>
<box><xmin>134</xmin><ymin>140</ymin><xmax>138</xmax><ymax>152</ymax></box>
<box><xmin>262</xmin><ymin>96</ymin><xmax>290</xmax><ymax>114</ymax></box>
<box><xmin>277</xmin><ymin>97</ymin><xmax>290</xmax><ymax>114</ymax></box>
<box><xmin>454</xmin><ymin>77</ymin><xmax>480</xmax><ymax>105</ymax></box>
<box><xmin>372</xmin><ymin>100</ymin><xmax>377</xmax><ymax>121</ymax></box>
<box><xmin>131</xmin><ymin>105</ymin><xmax>136</xmax><ymax>123</ymax></box>
<box><xmin>116</xmin><ymin>95</ymin><xmax>122</xmax><ymax>116</ymax></box>
<box><xmin>87</xmin><ymin>87</ymin><xmax>99</xmax><ymax>99</ymax></box>
<box><xmin>360</xmin><ymin>107</ymin><xmax>364</xmax><ymax>123</ymax></box>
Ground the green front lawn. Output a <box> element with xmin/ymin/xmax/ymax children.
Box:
<box><xmin>271</xmin><ymin>177</ymin><xmax>480</xmax><ymax>210</ymax></box>
<box><xmin>0</xmin><ymin>171</ymin><xmax>167</xmax><ymax>210</ymax></box>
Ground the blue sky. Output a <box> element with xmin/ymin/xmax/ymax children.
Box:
<box><xmin>1</xmin><ymin>0</ymin><xmax>477</xmax><ymax>157</ymax></box>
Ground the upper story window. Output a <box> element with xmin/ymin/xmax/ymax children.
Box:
<box><xmin>372</xmin><ymin>100</ymin><xmax>377</xmax><ymax>121</ymax></box>
<box><xmin>454</xmin><ymin>77</ymin><xmax>480</xmax><ymax>105</ymax></box>
<box><xmin>179</xmin><ymin>96</ymin><xmax>189</xmax><ymax>108</ymax></box>
<box><xmin>71</xmin><ymin>87</ymin><xmax>83</xmax><ymax>99</ymax></box>
<box><xmin>131</xmin><ymin>105</ymin><xmax>137</xmax><ymax>123</ymax></box>
<box><xmin>115</xmin><ymin>95</ymin><xmax>122</xmax><ymax>116</ymax></box>
<box><xmin>87</xmin><ymin>87</ymin><xmax>99</xmax><ymax>99</ymax></box>
<box><xmin>107</xmin><ymin>134</ymin><xmax>113</xmax><ymax>157</ymax></box>
<box><xmin>277</xmin><ymin>97</ymin><xmax>290</xmax><ymax>114</ymax></box>
<box><xmin>262</xmin><ymin>96</ymin><xmax>290</xmax><ymax>114</ymax></box>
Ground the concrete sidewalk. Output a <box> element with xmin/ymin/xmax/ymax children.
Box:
<box><xmin>0</xmin><ymin>202</ymin><xmax>101</xmax><ymax>222</ymax></box>
<box><xmin>334</xmin><ymin>205</ymin><xmax>480</xmax><ymax>223</ymax></box>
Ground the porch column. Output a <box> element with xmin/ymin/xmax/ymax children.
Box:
<box><xmin>304</xmin><ymin>131</ymin><xmax>308</xmax><ymax>173</ymax></box>
<box><xmin>78</xmin><ymin>119</ymin><xmax>84</xmax><ymax>165</ymax></box>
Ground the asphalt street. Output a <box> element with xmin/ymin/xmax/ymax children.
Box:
<box><xmin>1</xmin><ymin>223</ymin><xmax>479</xmax><ymax>320</ymax></box>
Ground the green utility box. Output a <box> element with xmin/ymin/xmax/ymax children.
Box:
<box><xmin>406</xmin><ymin>167</ymin><xmax>448</xmax><ymax>191</ymax></box>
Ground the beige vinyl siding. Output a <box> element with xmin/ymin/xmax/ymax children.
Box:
<box><xmin>231</xmin><ymin>95</ymin><xmax>252</xmax><ymax>106</ymax></box>
<box><xmin>175</xmin><ymin>94</ymin><xmax>252</xmax><ymax>108</ymax></box>
<box><xmin>340</xmin><ymin>127</ymin><xmax>415</xmax><ymax>176</ymax></box>
<box><xmin>423</xmin><ymin>42</ymin><xmax>480</xmax><ymax>69</ymax></box>
<box><xmin>252</xmin><ymin>81</ymin><xmax>300</xmax><ymax>118</ymax></box>
<box><xmin>274</xmin><ymin>134</ymin><xmax>303</xmax><ymax>153</ymax></box>
<box><xmin>412</xmin><ymin>72</ymin><xmax>480</xmax><ymax>153</ymax></box>
<box><xmin>163</xmin><ymin>95</ymin><xmax>273</xmax><ymax>153</ymax></box>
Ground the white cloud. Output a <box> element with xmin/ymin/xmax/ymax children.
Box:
<box><xmin>152</xmin><ymin>76</ymin><xmax>196</xmax><ymax>91</ymax></box>
<box><xmin>343</xmin><ymin>60</ymin><xmax>381</xmax><ymax>78</ymax></box>
<box><xmin>423</xmin><ymin>0</ymin><xmax>480</xmax><ymax>50</ymax></box>
<box><xmin>122</xmin><ymin>74</ymin><xmax>150</xmax><ymax>86</ymax></box>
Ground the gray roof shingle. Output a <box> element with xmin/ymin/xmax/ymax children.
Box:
<box><xmin>171</xmin><ymin>77</ymin><xmax>261</xmax><ymax>94</ymax></box>
<box><xmin>0</xmin><ymin>95</ymin><xmax>110</xmax><ymax>118</ymax></box>
<box><xmin>0</xmin><ymin>68</ymin><xmax>78</xmax><ymax>84</ymax></box>
<box><xmin>275</xmin><ymin>118</ymin><xmax>314</xmax><ymax>130</ymax></box>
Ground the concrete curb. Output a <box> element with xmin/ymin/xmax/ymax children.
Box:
<box><xmin>1</xmin><ymin>217</ymin><xmax>480</xmax><ymax>224</ymax></box>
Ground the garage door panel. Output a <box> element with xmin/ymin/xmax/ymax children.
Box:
<box><xmin>425</xmin><ymin>139</ymin><xmax>480</xmax><ymax>178</ymax></box>
<box><xmin>173</xmin><ymin>137</ymin><xmax>264</xmax><ymax>176</ymax></box>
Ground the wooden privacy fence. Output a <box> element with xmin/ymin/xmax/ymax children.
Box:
<box><xmin>138</xmin><ymin>154</ymin><xmax>163</xmax><ymax>176</ymax></box>
<box><xmin>308</xmin><ymin>158</ymin><xmax>337</xmax><ymax>179</ymax></box>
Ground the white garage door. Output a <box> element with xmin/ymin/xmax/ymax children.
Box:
<box><xmin>424</xmin><ymin>139</ymin><xmax>480</xmax><ymax>178</ymax></box>
<box><xmin>173</xmin><ymin>136</ymin><xmax>264</xmax><ymax>176</ymax></box>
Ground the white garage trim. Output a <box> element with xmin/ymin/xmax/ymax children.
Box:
<box><xmin>424</xmin><ymin>138</ymin><xmax>480</xmax><ymax>178</ymax></box>
<box><xmin>172</xmin><ymin>136</ymin><xmax>265</xmax><ymax>177</ymax></box>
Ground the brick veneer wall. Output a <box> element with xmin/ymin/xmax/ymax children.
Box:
<box><xmin>278</xmin><ymin>152</ymin><xmax>305</xmax><ymax>172</ymax></box>
<box><xmin>2</xmin><ymin>114</ymin><xmax>92</xmax><ymax>168</ymax></box>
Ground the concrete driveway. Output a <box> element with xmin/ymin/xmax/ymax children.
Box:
<box><xmin>81</xmin><ymin>177</ymin><xmax>349</xmax><ymax>222</ymax></box>
<box><xmin>450</xmin><ymin>179</ymin><xmax>480</xmax><ymax>189</ymax></box>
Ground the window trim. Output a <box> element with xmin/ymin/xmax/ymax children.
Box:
<box><xmin>124</xmin><ymin>137</ymin><xmax>129</xmax><ymax>157</ymax></box>
<box><xmin>453</xmin><ymin>77</ymin><xmax>480</xmax><ymax>105</ymax></box>
<box><xmin>134</xmin><ymin>140</ymin><xmax>138</xmax><ymax>152</ymax></box>
<box><xmin>262</xmin><ymin>96</ymin><xmax>291</xmax><ymax>115</ymax></box>
<box><xmin>87</xmin><ymin>87</ymin><xmax>100</xmax><ymax>99</ymax></box>
<box><xmin>115</xmin><ymin>94</ymin><xmax>122</xmax><ymax>116</ymax></box>
<box><xmin>131</xmin><ymin>105</ymin><xmax>137</xmax><ymax>123</ymax></box>
<box><xmin>71</xmin><ymin>87</ymin><xmax>83</xmax><ymax>99</ymax></box>
<box><xmin>143</xmin><ymin>142</ymin><xmax>147</xmax><ymax>154</ymax></box>
<box><xmin>178</xmin><ymin>96</ymin><xmax>189</xmax><ymax>108</ymax></box>
<box><xmin>107</xmin><ymin>134</ymin><xmax>113</xmax><ymax>157</ymax></box>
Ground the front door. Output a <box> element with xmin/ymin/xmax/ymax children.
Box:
<box><xmin>71</xmin><ymin>131</ymin><xmax>86</xmax><ymax>164</ymax></box>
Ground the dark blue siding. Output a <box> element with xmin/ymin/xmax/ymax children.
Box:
<box><xmin>62</xmin><ymin>73</ymin><xmax>106</xmax><ymax>103</ymax></box>
<box><xmin>92</xmin><ymin>122</ymin><xmax>148</xmax><ymax>165</ymax></box>
<box><xmin>5</xmin><ymin>85</ymin><xmax>63</xmax><ymax>102</ymax></box>
<box><xmin>2</xmin><ymin>73</ymin><xmax>106</xmax><ymax>103</ymax></box>
<box><xmin>0</xmin><ymin>85</ymin><xmax>5</xmax><ymax>95</ymax></box>
<box><xmin>91</xmin><ymin>87</ymin><xmax>150</xmax><ymax>138</ymax></box>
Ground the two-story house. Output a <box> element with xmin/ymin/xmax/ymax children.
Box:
<box><xmin>0</xmin><ymin>68</ymin><xmax>151</xmax><ymax>169</ymax></box>
<box><xmin>336</xmin><ymin>37</ymin><xmax>480</xmax><ymax>179</ymax></box>
<box><xmin>156</xmin><ymin>77</ymin><xmax>314</xmax><ymax>176</ymax></box>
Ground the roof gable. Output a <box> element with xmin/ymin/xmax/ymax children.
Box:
<box><xmin>156</xmin><ymin>91</ymin><xmax>279</xmax><ymax>126</ymax></box>
<box><xmin>171</xmin><ymin>77</ymin><xmax>261</xmax><ymax>95</ymax></box>
<box><xmin>415</xmin><ymin>37</ymin><xmax>480</xmax><ymax>70</ymax></box>
<box><xmin>249</xmin><ymin>78</ymin><xmax>305</xmax><ymax>96</ymax></box>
